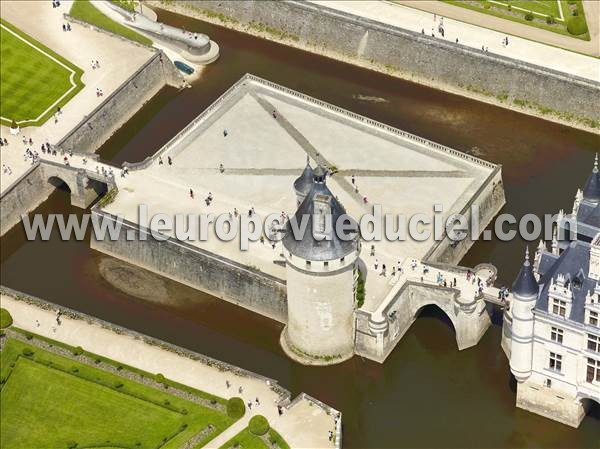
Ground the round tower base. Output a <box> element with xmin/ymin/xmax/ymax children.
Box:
<box><xmin>279</xmin><ymin>327</ymin><xmax>354</xmax><ymax>366</ymax></box>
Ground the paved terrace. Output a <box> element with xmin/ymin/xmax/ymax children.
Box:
<box><xmin>310</xmin><ymin>1</ymin><xmax>600</xmax><ymax>82</ymax></box>
<box><xmin>93</xmin><ymin>74</ymin><xmax>496</xmax><ymax>313</ymax></box>
<box><xmin>0</xmin><ymin>0</ymin><xmax>154</xmax><ymax>193</ymax></box>
<box><xmin>1</xmin><ymin>294</ymin><xmax>338</xmax><ymax>449</ymax></box>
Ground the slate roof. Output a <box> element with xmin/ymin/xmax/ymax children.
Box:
<box><xmin>283</xmin><ymin>167</ymin><xmax>358</xmax><ymax>261</ymax></box>
<box><xmin>293</xmin><ymin>161</ymin><xmax>314</xmax><ymax>197</ymax></box>
<box><xmin>582</xmin><ymin>156</ymin><xmax>600</xmax><ymax>202</ymax></box>
<box><xmin>535</xmin><ymin>241</ymin><xmax>594</xmax><ymax>324</ymax></box>
<box><xmin>512</xmin><ymin>250</ymin><xmax>539</xmax><ymax>297</ymax></box>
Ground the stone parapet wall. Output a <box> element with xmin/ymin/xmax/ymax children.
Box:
<box><xmin>57</xmin><ymin>50</ymin><xmax>182</xmax><ymax>155</ymax></box>
<box><xmin>162</xmin><ymin>0</ymin><xmax>600</xmax><ymax>129</ymax></box>
<box><xmin>0</xmin><ymin>164</ymin><xmax>53</xmax><ymax>236</ymax></box>
<box><xmin>89</xmin><ymin>208</ymin><xmax>288</xmax><ymax>323</ymax></box>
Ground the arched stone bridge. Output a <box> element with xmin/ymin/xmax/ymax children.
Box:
<box><xmin>355</xmin><ymin>261</ymin><xmax>499</xmax><ymax>363</ymax></box>
<box><xmin>39</xmin><ymin>157</ymin><xmax>117</xmax><ymax>209</ymax></box>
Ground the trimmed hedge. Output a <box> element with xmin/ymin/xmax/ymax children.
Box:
<box><xmin>0</xmin><ymin>308</ymin><xmax>13</xmax><ymax>328</ymax></box>
<box><xmin>248</xmin><ymin>415</ymin><xmax>270</xmax><ymax>436</ymax></box>
<box><xmin>226</xmin><ymin>397</ymin><xmax>245</xmax><ymax>419</ymax></box>
<box><xmin>567</xmin><ymin>16</ymin><xmax>588</xmax><ymax>35</ymax></box>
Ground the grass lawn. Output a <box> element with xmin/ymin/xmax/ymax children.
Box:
<box><xmin>218</xmin><ymin>427</ymin><xmax>290</xmax><ymax>449</ymax></box>
<box><xmin>441</xmin><ymin>0</ymin><xmax>590</xmax><ymax>40</ymax></box>
<box><xmin>70</xmin><ymin>0</ymin><xmax>153</xmax><ymax>46</ymax></box>
<box><xmin>0</xmin><ymin>337</ymin><xmax>236</xmax><ymax>449</ymax></box>
<box><xmin>0</xmin><ymin>19</ymin><xmax>84</xmax><ymax>127</ymax></box>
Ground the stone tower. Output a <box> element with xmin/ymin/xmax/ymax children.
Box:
<box><xmin>281</xmin><ymin>165</ymin><xmax>360</xmax><ymax>365</ymax></box>
<box><xmin>509</xmin><ymin>247</ymin><xmax>539</xmax><ymax>382</ymax></box>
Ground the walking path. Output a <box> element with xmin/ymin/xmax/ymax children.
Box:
<box><xmin>396</xmin><ymin>0</ymin><xmax>600</xmax><ymax>57</ymax></box>
<box><xmin>0</xmin><ymin>0</ymin><xmax>154</xmax><ymax>194</ymax></box>
<box><xmin>310</xmin><ymin>1</ymin><xmax>600</xmax><ymax>82</ymax></box>
<box><xmin>1</xmin><ymin>294</ymin><xmax>338</xmax><ymax>449</ymax></box>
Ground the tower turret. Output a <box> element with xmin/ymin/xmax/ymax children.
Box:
<box><xmin>509</xmin><ymin>247</ymin><xmax>539</xmax><ymax>382</ymax></box>
<box><xmin>582</xmin><ymin>153</ymin><xmax>600</xmax><ymax>203</ymax></box>
<box><xmin>293</xmin><ymin>157</ymin><xmax>314</xmax><ymax>206</ymax></box>
<box><xmin>281</xmin><ymin>164</ymin><xmax>360</xmax><ymax>364</ymax></box>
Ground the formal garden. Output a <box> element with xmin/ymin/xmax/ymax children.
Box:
<box><xmin>0</xmin><ymin>19</ymin><xmax>84</xmax><ymax>127</ymax></box>
<box><xmin>442</xmin><ymin>0</ymin><xmax>590</xmax><ymax>40</ymax></box>
<box><xmin>0</xmin><ymin>318</ymin><xmax>243</xmax><ymax>449</ymax></box>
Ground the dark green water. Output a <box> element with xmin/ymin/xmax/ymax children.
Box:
<box><xmin>1</xmin><ymin>8</ymin><xmax>599</xmax><ymax>448</ymax></box>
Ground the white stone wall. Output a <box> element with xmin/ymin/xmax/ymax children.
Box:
<box><xmin>284</xmin><ymin>260</ymin><xmax>356</xmax><ymax>360</ymax></box>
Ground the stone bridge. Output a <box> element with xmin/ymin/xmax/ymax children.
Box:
<box><xmin>355</xmin><ymin>260</ymin><xmax>497</xmax><ymax>362</ymax></box>
<box><xmin>39</xmin><ymin>157</ymin><xmax>117</xmax><ymax>209</ymax></box>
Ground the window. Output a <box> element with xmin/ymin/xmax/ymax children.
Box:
<box><xmin>551</xmin><ymin>327</ymin><xmax>564</xmax><ymax>344</ymax></box>
<box><xmin>552</xmin><ymin>299</ymin><xmax>567</xmax><ymax>317</ymax></box>
<box><xmin>549</xmin><ymin>352</ymin><xmax>562</xmax><ymax>372</ymax></box>
<box><xmin>587</xmin><ymin>334</ymin><xmax>600</xmax><ymax>353</ymax></box>
<box><xmin>590</xmin><ymin>310</ymin><xmax>599</xmax><ymax>326</ymax></box>
<box><xmin>586</xmin><ymin>358</ymin><xmax>600</xmax><ymax>383</ymax></box>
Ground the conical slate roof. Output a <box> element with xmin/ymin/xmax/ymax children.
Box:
<box><xmin>512</xmin><ymin>247</ymin><xmax>539</xmax><ymax>298</ymax></box>
<box><xmin>293</xmin><ymin>158</ymin><xmax>314</xmax><ymax>197</ymax></box>
<box><xmin>283</xmin><ymin>166</ymin><xmax>358</xmax><ymax>261</ymax></box>
<box><xmin>582</xmin><ymin>153</ymin><xmax>600</xmax><ymax>202</ymax></box>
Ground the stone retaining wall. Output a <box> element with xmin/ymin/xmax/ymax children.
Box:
<box><xmin>0</xmin><ymin>164</ymin><xmax>52</xmax><ymax>236</ymax></box>
<box><xmin>161</xmin><ymin>0</ymin><xmax>600</xmax><ymax>129</ymax></box>
<box><xmin>89</xmin><ymin>208</ymin><xmax>289</xmax><ymax>323</ymax></box>
<box><xmin>56</xmin><ymin>49</ymin><xmax>182</xmax><ymax>155</ymax></box>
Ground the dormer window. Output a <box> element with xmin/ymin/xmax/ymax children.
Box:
<box><xmin>552</xmin><ymin>299</ymin><xmax>567</xmax><ymax>317</ymax></box>
<box><xmin>590</xmin><ymin>310</ymin><xmax>599</xmax><ymax>326</ymax></box>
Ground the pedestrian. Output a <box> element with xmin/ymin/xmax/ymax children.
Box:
<box><xmin>67</xmin><ymin>23</ymin><xmax>71</xmax><ymax>31</ymax></box>
<box><xmin>374</xmin><ymin>259</ymin><xmax>379</xmax><ymax>270</ymax></box>
<box><xmin>328</xmin><ymin>431</ymin><xmax>333</xmax><ymax>442</ymax></box>
<box><xmin>255</xmin><ymin>397</ymin><xmax>260</xmax><ymax>406</ymax></box>
<box><xmin>238</xmin><ymin>386</ymin><xmax>243</xmax><ymax>394</ymax></box>
<box><xmin>278</xmin><ymin>405</ymin><xmax>283</xmax><ymax>416</ymax></box>
<box><xmin>168</xmin><ymin>156</ymin><xmax>172</xmax><ymax>165</ymax></box>
<box><xmin>223</xmin><ymin>129</ymin><xmax>228</xmax><ymax>137</ymax></box>
<box><xmin>190</xmin><ymin>188</ymin><xmax>194</xmax><ymax>199</ymax></box>
<box><xmin>62</xmin><ymin>24</ymin><xmax>66</xmax><ymax>32</ymax></box>
<box><xmin>351</xmin><ymin>174</ymin><xmax>355</xmax><ymax>185</ymax></box>
<box><xmin>226</xmin><ymin>380</ymin><xmax>230</xmax><ymax>388</ymax></box>
<box><xmin>381</xmin><ymin>263</ymin><xmax>386</xmax><ymax>276</ymax></box>
<box><xmin>219</xmin><ymin>163</ymin><xmax>224</xmax><ymax>173</ymax></box>
<box><xmin>272</xmin><ymin>110</ymin><xmax>277</xmax><ymax>119</ymax></box>
<box><xmin>456</xmin><ymin>37</ymin><xmax>459</xmax><ymax>43</ymax></box>
<box><xmin>159</xmin><ymin>156</ymin><xmax>163</xmax><ymax>165</ymax></box>
<box><xmin>247</xmin><ymin>401</ymin><xmax>252</xmax><ymax>410</ymax></box>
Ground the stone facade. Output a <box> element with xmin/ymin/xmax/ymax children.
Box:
<box><xmin>167</xmin><ymin>0</ymin><xmax>600</xmax><ymax>127</ymax></box>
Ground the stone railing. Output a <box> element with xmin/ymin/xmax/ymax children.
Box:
<box><xmin>246</xmin><ymin>74</ymin><xmax>497</xmax><ymax>169</ymax></box>
<box><xmin>124</xmin><ymin>73</ymin><xmax>498</xmax><ymax>171</ymax></box>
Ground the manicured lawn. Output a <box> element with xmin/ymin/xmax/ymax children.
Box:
<box><xmin>0</xmin><ymin>308</ymin><xmax>12</xmax><ymax>328</ymax></box>
<box><xmin>0</xmin><ymin>338</ymin><xmax>235</xmax><ymax>449</ymax></box>
<box><xmin>440</xmin><ymin>0</ymin><xmax>590</xmax><ymax>40</ymax></box>
<box><xmin>0</xmin><ymin>19</ymin><xmax>84</xmax><ymax>127</ymax></box>
<box><xmin>217</xmin><ymin>427</ymin><xmax>290</xmax><ymax>449</ymax></box>
<box><xmin>70</xmin><ymin>0</ymin><xmax>153</xmax><ymax>46</ymax></box>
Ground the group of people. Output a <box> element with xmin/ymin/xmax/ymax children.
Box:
<box><xmin>61</xmin><ymin>23</ymin><xmax>72</xmax><ymax>32</ymax></box>
<box><xmin>51</xmin><ymin>0</ymin><xmax>62</xmax><ymax>8</ymax></box>
<box><xmin>91</xmin><ymin>59</ymin><xmax>101</xmax><ymax>70</ymax></box>
<box><xmin>158</xmin><ymin>155</ymin><xmax>173</xmax><ymax>165</ymax></box>
<box><xmin>95</xmin><ymin>88</ymin><xmax>105</xmax><ymax>97</ymax></box>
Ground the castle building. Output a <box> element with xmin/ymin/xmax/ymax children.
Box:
<box><xmin>281</xmin><ymin>164</ymin><xmax>360</xmax><ymax>364</ymax></box>
<box><xmin>502</xmin><ymin>156</ymin><xmax>600</xmax><ymax>427</ymax></box>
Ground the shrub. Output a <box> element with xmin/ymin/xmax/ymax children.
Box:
<box><xmin>567</xmin><ymin>16</ymin><xmax>588</xmax><ymax>35</ymax></box>
<box><xmin>524</xmin><ymin>11</ymin><xmax>534</xmax><ymax>21</ymax></box>
<box><xmin>154</xmin><ymin>373</ymin><xmax>165</xmax><ymax>383</ymax></box>
<box><xmin>72</xmin><ymin>346</ymin><xmax>84</xmax><ymax>356</ymax></box>
<box><xmin>71</xmin><ymin>367</ymin><xmax>79</xmax><ymax>373</ymax></box>
<box><xmin>114</xmin><ymin>382</ymin><xmax>124</xmax><ymax>388</ymax></box>
<box><xmin>546</xmin><ymin>15</ymin><xmax>555</xmax><ymax>25</ymax></box>
<box><xmin>0</xmin><ymin>308</ymin><xmax>13</xmax><ymax>328</ymax></box>
<box><xmin>226</xmin><ymin>397</ymin><xmax>246</xmax><ymax>419</ymax></box>
<box><xmin>571</xmin><ymin>7</ymin><xmax>579</xmax><ymax>16</ymax></box>
<box><xmin>25</xmin><ymin>332</ymin><xmax>33</xmax><ymax>341</ymax></box>
<box><xmin>22</xmin><ymin>348</ymin><xmax>34</xmax><ymax>357</ymax></box>
<box><xmin>248</xmin><ymin>415</ymin><xmax>270</xmax><ymax>436</ymax></box>
<box><xmin>66</xmin><ymin>442</ymin><xmax>78</xmax><ymax>449</ymax></box>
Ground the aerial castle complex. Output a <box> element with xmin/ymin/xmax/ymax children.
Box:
<box><xmin>503</xmin><ymin>157</ymin><xmax>600</xmax><ymax>427</ymax></box>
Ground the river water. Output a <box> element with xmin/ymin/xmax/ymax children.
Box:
<box><xmin>1</xmin><ymin>9</ymin><xmax>599</xmax><ymax>448</ymax></box>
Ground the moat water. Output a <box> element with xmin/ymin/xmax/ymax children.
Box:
<box><xmin>2</xmin><ymin>9</ymin><xmax>599</xmax><ymax>448</ymax></box>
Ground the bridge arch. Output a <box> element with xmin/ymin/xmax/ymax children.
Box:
<box><xmin>47</xmin><ymin>175</ymin><xmax>74</xmax><ymax>193</ymax></box>
<box><xmin>578</xmin><ymin>395</ymin><xmax>600</xmax><ymax>421</ymax></box>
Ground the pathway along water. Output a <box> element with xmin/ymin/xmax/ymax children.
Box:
<box><xmin>2</xmin><ymin>9</ymin><xmax>599</xmax><ymax>448</ymax></box>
